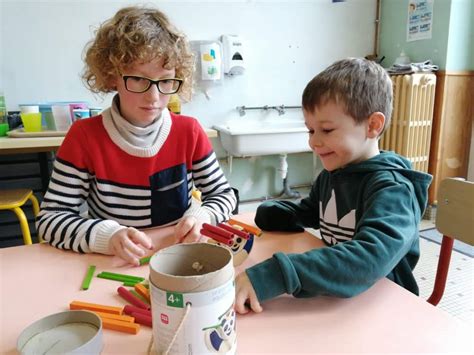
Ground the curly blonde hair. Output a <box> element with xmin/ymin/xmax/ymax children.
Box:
<box><xmin>82</xmin><ymin>6</ymin><xmax>194</xmax><ymax>100</ymax></box>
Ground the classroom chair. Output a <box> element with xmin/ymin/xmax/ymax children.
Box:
<box><xmin>0</xmin><ymin>189</ymin><xmax>40</xmax><ymax>245</ymax></box>
<box><xmin>427</xmin><ymin>178</ymin><xmax>474</xmax><ymax>306</ymax></box>
<box><xmin>192</xmin><ymin>187</ymin><xmax>240</xmax><ymax>214</ymax></box>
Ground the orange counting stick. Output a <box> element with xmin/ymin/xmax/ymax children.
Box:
<box><xmin>134</xmin><ymin>283</ymin><xmax>150</xmax><ymax>303</ymax></box>
<box><xmin>227</xmin><ymin>218</ymin><xmax>262</xmax><ymax>236</ymax></box>
<box><xmin>101</xmin><ymin>317</ymin><xmax>140</xmax><ymax>334</ymax></box>
<box><xmin>70</xmin><ymin>300</ymin><xmax>123</xmax><ymax>315</ymax></box>
<box><xmin>92</xmin><ymin>310</ymin><xmax>135</xmax><ymax>323</ymax></box>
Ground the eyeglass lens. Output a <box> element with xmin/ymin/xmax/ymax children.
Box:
<box><xmin>125</xmin><ymin>77</ymin><xmax>181</xmax><ymax>94</ymax></box>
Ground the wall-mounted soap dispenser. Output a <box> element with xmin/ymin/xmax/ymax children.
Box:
<box><xmin>221</xmin><ymin>35</ymin><xmax>245</xmax><ymax>75</ymax></box>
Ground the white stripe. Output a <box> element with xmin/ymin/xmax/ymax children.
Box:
<box><xmin>96</xmin><ymin>180</ymin><xmax>150</xmax><ymax>197</ymax></box>
<box><xmin>88</xmin><ymin>197</ymin><xmax>151</xmax><ymax>222</ymax></box>
<box><xmin>199</xmin><ymin>176</ymin><xmax>230</xmax><ymax>194</ymax></box>
<box><xmin>193</xmin><ymin>152</ymin><xmax>217</xmax><ymax>170</ymax></box>
<box><xmin>320</xmin><ymin>226</ymin><xmax>352</xmax><ymax>242</ymax></box>
<box><xmin>55</xmin><ymin>160</ymin><xmax>91</xmax><ymax>180</ymax></box>
<box><xmin>91</xmin><ymin>185</ymin><xmax>150</xmax><ymax>207</ymax></box>
<box><xmin>320</xmin><ymin>220</ymin><xmax>354</xmax><ymax>239</ymax></box>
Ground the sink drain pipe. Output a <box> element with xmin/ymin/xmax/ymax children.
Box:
<box><xmin>277</xmin><ymin>154</ymin><xmax>300</xmax><ymax>199</ymax></box>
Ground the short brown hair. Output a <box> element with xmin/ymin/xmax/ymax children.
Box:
<box><xmin>82</xmin><ymin>6</ymin><xmax>194</xmax><ymax>100</ymax></box>
<box><xmin>302</xmin><ymin>58</ymin><xmax>393</xmax><ymax>134</ymax></box>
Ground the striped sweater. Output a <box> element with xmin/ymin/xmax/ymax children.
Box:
<box><xmin>36</xmin><ymin>108</ymin><xmax>236</xmax><ymax>255</ymax></box>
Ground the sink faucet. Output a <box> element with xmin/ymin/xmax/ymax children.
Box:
<box><xmin>275</xmin><ymin>105</ymin><xmax>285</xmax><ymax>115</ymax></box>
<box><xmin>236</xmin><ymin>106</ymin><xmax>246</xmax><ymax>116</ymax></box>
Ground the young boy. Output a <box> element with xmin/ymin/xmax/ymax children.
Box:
<box><xmin>235</xmin><ymin>58</ymin><xmax>432</xmax><ymax>314</ymax></box>
<box><xmin>36</xmin><ymin>6</ymin><xmax>236</xmax><ymax>265</ymax></box>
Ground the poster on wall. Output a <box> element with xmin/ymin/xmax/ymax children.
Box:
<box><xmin>407</xmin><ymin>0</ymin><xmax>434</xmax><ymax>42</ymax></box>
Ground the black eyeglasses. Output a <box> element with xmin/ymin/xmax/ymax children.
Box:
<box><xmin>122</xmin><ymin>75</ymin><xmax>183</xmax><ymax>94</ymax></box>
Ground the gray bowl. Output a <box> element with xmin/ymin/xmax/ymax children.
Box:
<box><xmin>17</xmin><ymin>310</ymin><xmax>103</xmax><ymax>354</ymax></box>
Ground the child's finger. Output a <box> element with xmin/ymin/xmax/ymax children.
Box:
<box><xmin>128</xmin><ymin>228</ymin><xmax>153</xmax><ymax>249</ymax></box>
<box><xmin>121</xmin><ymin>237</ymin><xmax>146</xmax><ymax>258</ymax></box>
<box><xmin>175</xmin><ymin>219</ymin><xmax>194</xmax><ymax>242</ymax></box>
<box><xmin>234</xmin><ymin>296</ymin><xmax>250</xmax><ymax>315</ymax></box>
<box><xmin>181</xmin><ymin>226</ymin><xmax>201</xmax><ymax>243</ymax></box>
<box><xmin>248</xmin><ymin>296</ymin><xmax>263</xmax><ymax>313</ymax></box>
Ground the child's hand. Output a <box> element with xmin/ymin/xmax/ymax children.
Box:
<box><xmin>235</xmin><ymin>272</ymin><xmax>263</xmax><ymax>314</ymax></box>
<box><xmin>110</xmin><ymin>227</ymin><xmax>153</xmax><ymax>266</ymax></box>
<box><xmin>174</xmin><ymin>216</ymin><xmax>204</xmax><ymax>243</ymax></box>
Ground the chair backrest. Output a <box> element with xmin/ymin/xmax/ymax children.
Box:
<box><xmin>436</xmin><ymin>178</ymin><xmax>474</xmax><ymax>245</ymax></box>
<box><xmin>427</xmin><ymin>178</ymin><xmax>474</xmax><ymax>306</ymax></box>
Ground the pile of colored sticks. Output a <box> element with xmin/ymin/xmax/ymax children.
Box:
<box><xmin>70</xmin><ymin>282</ymin><xmax>152</xmax><ymax>334</ymax></box>
<box><xmin>200</xmin><ymin>222</ymin><xmax>251</xmax><ymax>245</ymax></box>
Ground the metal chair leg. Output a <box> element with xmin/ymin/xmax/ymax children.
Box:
<box><xmin>12</xmin><ymin>207</ymin><xmax>32</xmax><ymax>245</ymax></box>
<box><xmin>28</xmin><ymin>194</ymin><xmax>42</xmax><ymax>242</ymax></box>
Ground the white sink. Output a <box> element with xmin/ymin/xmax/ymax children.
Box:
<box><xmin>213</xmin><ymin>119</ymin><xmax>311</xmax><ymax>157</ymax></box>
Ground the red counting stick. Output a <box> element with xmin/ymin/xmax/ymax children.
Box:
<box><xmin>217</xmin><ymin>223</ymin><xmax>250</xmax><ymax>239</ymax></box>
<box><xmin>200</xmin><ymin>228</ymin><xmax>233</xmax><ymax>246</ymax></box>
<box><xmin>201</xmin><ymin>223</ymin><xmax>234</xmax><ymax>239</ymax></box>
<box><xmin>132</xmin><ymin>312</ymin><xmax>153</xmax><ymax>327</ymax></box>
<box><xmin>123</xmin><ymin>304</ymin><xmax>152</xmax><ymax>317</ymax></box>
<box><xmin>117</xmin><ymin>286</ymin><xmax>150</xmax><ymax>310</ymax></box>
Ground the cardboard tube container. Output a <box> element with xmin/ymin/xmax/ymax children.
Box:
<box><xmin>149</xmin><ymin>243</ymin><xmax>236</xmax><ymax>354</ymax></box>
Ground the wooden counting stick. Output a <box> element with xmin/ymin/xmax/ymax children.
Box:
<box><xmin>101</xmin><ymin>317</ymin><xmax>140</xmax><ymax>334</ymax></box>
<box><xmin>201</xmin><ymin>223</ymin><xmax>234</xmax><ymax>239</ymax></box>
<box><xmin>217</xmin><ymin>223</ymin><xmax>250</xmax><ymax>239</ymax></box>
<box><xmin>200</xmin><ymin>228</ymin><xmax>233</xmax><ymax>245</ymax></box>
<box><xmin>117</xmin><ymin>286</ymin><xmax>151</xmax><ymax>310</ymax></box>
<box><xmin>70</xmin><ymin>300</ymin><xmax>123</xmax><ymax>315</ymax></box>
<box><xmin>227</xmin><ymin>218</ymin><xmax>262</xmax><ymax>236</ymax></box>
<box><xmin>134</xmin><ymin>283</ymin><xmax>150</xmax><ymax>303</ymax></box>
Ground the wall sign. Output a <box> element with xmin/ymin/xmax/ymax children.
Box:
<box><xmin>407</xmin><ymin>0</ymin><xmax>434</xmax><ymax>42</ymax></box>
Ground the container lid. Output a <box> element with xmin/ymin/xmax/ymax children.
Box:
<box><xmin>17</xmin><ymin>310</ymin><xmax>103</xmax><ymax>354</ymax></box>
<box><xmin>149</xmin><ymin>243</ymin><xmax>234</xmax><ymax>293</ymax></box>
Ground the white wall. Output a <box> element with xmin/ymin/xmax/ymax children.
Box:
<box><xmin>1</xmin><ymin>0</ymin><xmax>376</xmax><ymax>128</ymax></box>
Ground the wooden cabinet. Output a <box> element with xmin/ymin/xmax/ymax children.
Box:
<box><xmin>428</xmin><ymin>71</ymin><xmax>474</xmax><ymax>204</ymax></box>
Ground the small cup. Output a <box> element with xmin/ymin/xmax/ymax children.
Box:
<box><xmin>19</xmin><ymin>105</ymin><xmax>40</xmax><ymax>114</ymax></box>
<box><xmin>21</xmin><ymin>112</ymin><xmax>42</xmax><ymax>132</ymax></box>
<box><xmin>72</xmin><ymin>109</ymin><xmax>90</xmax><ymax>121</ymax></box>
<box><xmin>0</xmin><ymin>123</ymin><xmax>9</xmax><ymax>136</ymax></box>
<box><xmin>52</xmin><ymin>105</ymin><xmax>72</xmax><ymax>131</ymax></box>
<box><xmin>89</xmin><ymin>107</ymin><xmax>102</xmax><ymax>117</ymax></box>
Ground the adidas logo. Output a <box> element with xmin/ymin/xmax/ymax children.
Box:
<box><xmin>319</xmin><ymin>190</ymin><xmax>355</xmax><ymax>245</ymax></box>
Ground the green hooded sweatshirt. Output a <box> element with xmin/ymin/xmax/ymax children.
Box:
<box><xmin>249</xmin><ymin>151</ymin><xmax>432</xmax><ymax>302</ymax></box>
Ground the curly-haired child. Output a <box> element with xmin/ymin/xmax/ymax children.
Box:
<box><xmin>36</xmin><ymin>6</ymin><xmax>236</xmax><ymax>265</ymax></box>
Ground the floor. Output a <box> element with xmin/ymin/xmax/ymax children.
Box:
<box><xmin>239</xmin><ymin>193</ymin><xmax>473</xmax><ymax>326</ymax></box>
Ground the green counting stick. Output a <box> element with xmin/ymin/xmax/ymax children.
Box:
<box><xmin>123</xmin><ymin>281</ymin><xmax>140</xmax><ymax>287</ymax></box>
<box><xmin>139</xmin><ymin>256</ymin><xmax>151</xmax><ymax>265</ymax></box>
<box><xmin>97</xmin><ymin>271</ymin><xmax>145</xmax><ymax>283</ymax></box>
<box><xmin>81</xmin><ymin>265</ymin><xmax>96</xmax><ymax>290</ymax></box>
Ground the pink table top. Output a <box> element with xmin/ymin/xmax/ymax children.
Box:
<box><xmin>1</xmin><ymin>214</ymin><xmax>471</xmax><ymax>354</ymax></box>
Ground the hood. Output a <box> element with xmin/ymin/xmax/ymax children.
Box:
<box><xmin>334</xmin><ymin>151</ymin><xmax>433</xmax><ymax>213</ymax></box>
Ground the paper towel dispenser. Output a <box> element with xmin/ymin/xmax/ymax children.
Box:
<box><xmin>221</xmin><ymin>35</ymin><xmax>245</xmax><ymax>75</ymax></box>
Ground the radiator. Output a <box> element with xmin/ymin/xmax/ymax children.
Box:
<box><xmin>380</xmin><ymin>73</ymin><xmax>437</xmax><ymax>172</ymax></box>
